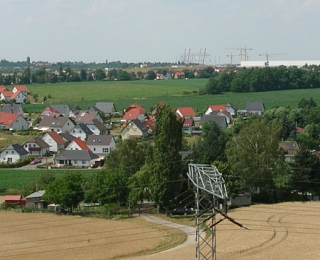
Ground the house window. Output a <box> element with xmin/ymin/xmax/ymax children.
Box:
<box><xmin>82</xmin><ymin>160</ymin><xmax>85</xmax><ymax>164</ymax></box>
<box><xmin>103</xmin><ymin>148</ymin><xmax>108</xmax><ymax>153</ymax></box>
<box><xmin>79</xmin><ymin>130</ymin><xmax>82</xmax><ymax>133</ymax></box>
<box><xmin>12</xmin><ymin>151</ymin><xmax>14</xmax><ymax>154</ymax></box>
<box><xmin>74</xmin><ymin>160</ymin><xmax>78</xmax><ymax>164</ymax></box>
<box><xmin>6</xmin><ymin>151</ymin><xmax>8</xmax><ymax>154</ymax></box>
<box><xmin>93</xmin><ymin>148</ymin><xmax>96</xmax><ymax>151</ymax></box>
<box><xmin>73</xmin><ymin>130</ymin><xmax>75</xmax><ymax>133</ymax></box>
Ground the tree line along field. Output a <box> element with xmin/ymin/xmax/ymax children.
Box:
<box><xmin>22</xmin><ymin>79</ymin><xmax>320</xmax><ymax>114</ymax></box>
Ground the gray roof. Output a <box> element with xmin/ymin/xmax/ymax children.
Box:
<box><xmin>246</xmin><ymin>101</ymin><xmax>265</xmax><ymax>111</ymax></box>
<box><xmin>75</xmin><ymin>111</ymin><xmax>101</xmax><ymax>124</ymax></box>
<box><xmin>26</xmin><ymin>190</ymin><xmax>45</xmax><ymax>199</ymax></box>
<box><xmin>50</xmin><ymin>105</ymin><xmax>78</xmax><ymax>117</ymax></box>
<box><xmin>131</xmin><ymin>119</ymin><xmax>148</xmax><ymax>132</ymax></box>
<box><xmin>55</xmin><ymin>150</ymin><xmax>99</xmax><ymax>160</ymax></box>
<box><xmin>91</xmin><ymin>119</ymin><xmax>107</xmax><ymax>131</ymax></box>
<box><xmin>200</xmin><ymin>115</ymin><xmax>227</xmax><ymax>129</ymax></box>
<box><xmin>0</xmin><ymin>104</ymin><xmax>24</xmax><ymax>115</ymax></box>
<box><xmin>26</xmin><ymin>137</ymin><xmax>50</xmax><ymax>148</ymax></box>
<box><xmin>38</xmin><ymin>116</ymin><xmax>73</xmax><ymax>128</ymax></box>
<box><xmin>279</xmin><ymin>141</ymin><xmax>300</xmax><ymax>151</ymax></box>
<box><xmin>95</xmin><ymin>102</ymin><xmax>116</xmax><ymax>114</ymax></box>
<box><xmin>73</xmin><ymin>123</ymin><xmax>94</xmax><ymax>135</ymax></box>
<box><xmin>8</xmin><ymin>144</ymin><xmax>28</xmax><ymax>156</ymax></box>
<box><xmin>60</xmin><ymin>132</ymin><xmax>77</xmax><ymax>142</ymax></box>
<box><xmin>86</xmin><ymin>135</ymin><xmax>114</xmax><ymax>146</ymax></box>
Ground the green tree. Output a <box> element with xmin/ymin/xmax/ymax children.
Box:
<box><xmin>190</xmin><ymin>121</ymin><xmax>228</xmax><ymax>164</ymax></box>
<box><xmin>150</xmin><ymin>104</ymin><xmax>184</xmax><ymax>215</ymax></box>
<box><xmin>104</xmin><ymin>139</ymin><xmax>149</xmax><ymax>177</ymax></box>
<box><xmin>145</xmin><ymin>70</ymin><xmax>156</xmax><ymax>80</ymax></box>
<box><xmin>84</xmin><ymin>169</ymin><xmax>128</xmax><ymax>205</ymax></box>
<box><xmin>117</xmin><ymin>70</ymin><xmax>132</xmax><ymax>81</ymax></box>
<box><xmin>44</xmin><ymin>172</ymin><xmax>84</xmax><ymax>212</ymax></box>
<box><xmin>205</xmin><ymin>77</ymin><xmax>222</xmax><ymax>94</ymax></box>
<box><xmin>226</xmin><ymin>118</ymin><xmax>285</xmax><ymax>196</ymax></box>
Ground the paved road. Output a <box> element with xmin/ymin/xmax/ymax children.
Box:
<box><xmin>19</xmin><ymin>156</ymin><xmax>53</xmax><ymax>170</ymax></box>
<box><xmin>123</xmin><ymin>214</ymin><xmax>197</xmax><ymax>260</ymax></box>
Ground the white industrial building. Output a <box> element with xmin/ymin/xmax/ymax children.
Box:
<box><xmin>240</xmin><ymin>60</ymin><xmax>320</xmax><ymax>68</ymax></box>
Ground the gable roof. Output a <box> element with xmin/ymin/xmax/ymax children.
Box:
<box><xmin>41</xmin><ymin>106</ymin><xmax>62</xmax><ymax>117</ymax></box>
<box><xmin>26</xmin><ymin>137</ymin><xmax>50</xmax><ymax>148</ymax></box>
<box><xmin>26</xmin><ymin>190</ymin><xmax>45</xmax><ymax>199</ymax></box>
<box><xmin>10</xmin><ymin>90</ymin><xmax>23</xmax><ymax>100</ymax></box>
<box><xmin>73</xmin><ymin>123</ymin><xmax>94</xmax><ymax>135</ymax></box>
<box><xmin>130</xmin><ymin>119</ymin><xmax>149</xmax><ymax>132</ymax></box>
<box><xmin>60</xmin><ymin>132</ymin><xmax>77</xmax><ymax>142</ymax></box>
<box><xmin>126</xmin><ymin>104</ymin><xmax>146</xmax><ymax>113</ymax></box>
<box><xmin>123</xmin><ymin>108</ymin><xmax>146</xmax><ymax>120</ymax></box>
<box><xmin>5</xmin><ymin>144</ymin><xmax>29</xmax><ymax>156</ymax></box>
<box><xmin>13</xmin><ymin>85</ymin><xmax>29</xmax><ymax>93</ymax></box>
<box><xmin>45</xmin><ymin>131</ymin><xmax>66</xmax><ymax>146</ymax></box>
<box><xmin>207</xmin><ymin>105</ymin><xmax>227</xmax><ymax>112</ymax></box>
<box><xmin>75</xmin><ymin>111</ymin><xmax>100</xmax><ymax>124</ymax></box>
<box><xmin>37</xmin><ymin>116</ymin><xmax>73</xmax><ymax>128</ymax></box>
<box><xmin>86</xmin><ymin>135</ymin><xmax>114</xmax><ymax>146</ymax></box>
<box><xmin>246</xmin><ymin>101</ymin><xmax>265</xmax><ymax>111</ymax></box>
<box><xmin>55</xmin><ymin>150</ymin><xmax>99</xmax><ymax>160</ymax></box>
<box><xmin>0</xmin><ymin>112</ymin><xmax>20</xmax><ymax>126</ymax></box>
<box><xmin>1</xmin><ymin>90</ymin><xmax>13</xmax><ymax>97</ymax></box>
<box><xmin>0</xmin><ymin>104</ymin><xmax>23</xmax><ymax>115</ymax></box>
<box><xmin>70</xmin><ymin>138</ymin><xmax>92</xmax><ymax>152</ymax></box>
<box><xmin>200</xmin><ymin>115</ymin><xmax>227</xmax><ymax>129</ymax></box>
<box><xmin>50</xmin><ymin>105</ymin><xmax>77</xmax><ymax>117</ymax></box>
<box><xmin>176</xmin><ymin>107</ymin><xmax>196</xmax><ymax>118</ymax></box>
<box><xmin>5</xmin><ymin>195</ymin><xmax>23</xmax><ymax>201</ymax></box>
<box><xmin>0</xmin><ymin>85</ymin><xmax>7</xmax><ymax>92</ymax></box>
<box><xmin>95</xmin><ymin>102</ymin><xmax>117</xmax><ymax>114</ymax></box>
<box><xmin>91</xmin><ymin>119</ymin><xmax>107</xmax><ymax>131</ymax></box>
<box><xmin>279</xmin><ymin>141</ymin><xmax>300</xmax><ymax>151</ymax></box>
<box><xmin>183</xmin><ymin>118</ymin><xmax>194</xmax><ymax>128</ymax></box>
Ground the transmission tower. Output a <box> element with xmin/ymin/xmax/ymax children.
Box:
<box><xmin>187</xmin><ymin>164</ymin><xmax>228</xmax><ymax>260</ymax></box>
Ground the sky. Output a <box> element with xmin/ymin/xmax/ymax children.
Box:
<box><xmin>1</xmin><ymin>0</ymin><xmax>320</xmax><ymax>64</ymax></box>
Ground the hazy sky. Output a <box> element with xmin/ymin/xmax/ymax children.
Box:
<box><xmin>1</xmin><ymin>0</ymin><xmax>319</xmax><ymax>64</ymax></box>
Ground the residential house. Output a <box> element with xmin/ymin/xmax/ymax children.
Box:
<box><xmin>25</xmin><ymin>190</ymin><xmax>46</xmax><ymax>209</ymax></box>
<box><xmin>24</xmin><ymin>137</ymin><xmax>50</xmax><ymax>157</ymax></box>
<box><xmin>204</xmin><ymin>105</ymin><xmax>227</xmax><ymax>115</ymax></box>
<box><xmin>75</xmin><ymin>110</ymin><xmax>103</xmax><ymax>125</ymax></box>
<box><xmin>200</xmin><ymin>115</ymin><xmax>228</xmax><ymax>130</ymax></box>
<box><xmin>225</xmin><ymin>103</ymin><xmax>238</xmax><ymax>116</ymax></box>
<box><xmin>123</xmin><ymin>104</ymin><xmax>146</xmax><ymax>122</ymax></box>
<box><xmin>0</xmin><ymin>85</ymin><xmax>7</xmax><ymax>93</ymax></box>
<box><xmin>36</xmin><ymin>116</ymin><xmax>75</xmax><ymax>133</ymax></box>
<box><xmin>209</xmin><ymin>110</ymin><xmax>232</xmax><ymax>124</ymax></box>
<box><xmin>182</xmin><ymin>118</ymin><xmax>194</xmax><ymax>134</ymax></box>
<box><xmin>12</xmin><ymin>85</ymin><xmax>29</xmax><ymax>96</ymax></box>
<box><xmin>120</xmin><ymin>119</ymin><xmax>149</xmax><ymax>140</ymax></box>
<box><xmin>54</xmin><ymin>150</ymin><xmax>99</xmax><ymax>168</ymax></box>
<box><xmin>143</xmin><ymin>119</ymin><xmax>155</xmax><ymax>133</ymax></box>
<box><xmin>86</xmin><ymin>135</ymin><xmax>116</xmax><ymax>157</ymax></box>
<box><xmin>0</xmin><ymin>112</ymin><xmax>29</xmax><ymax>131</ymax></box>
<box><xmin>0</xmin><ymin>144</ymin><xmax>29</xmax><ymax>164</ymax></box>
<box><xmin>10</xmin><ymin>91</ymin><xmax>27</xmax><ymax>104</ymax></box>
<box><xmin>0</xmin><ymin>104</ymin><xmax>24</xmax><ymax>116</ymax></box>
<box><xmin>41</xmin><ymin>106</ymin><xmax>63</xmax><ymax>118</ymax></box>
<box><xmin>173</xmin><ymin>71</ymin><xmax>185</xmax><ymax>79</ymax></box>
<box><xmin>93</xmin><ymin>102</ymin><xmax>117</xmax><ymax>116</ymax></box>
<box><xmin>279</xmin><ymin>141</ymin><xmax>300</xmax><ymax>162</ymax></box>
<box><xmin>69</xmin><ymin>123</ymin><xmax>93</xmax><ymax>141</ymax></box>
<box><xmin>246</xmin><ymin>101</ymin><xmax>265</xmax><ymax>115</ymax></box>
<box><xmin>59</xmin><ymin>132</ymin><xmax>77</xmax><ymax>148</ymax></box>
<box><xmin>65</xmin><ymin>138</ymin><xmax>92</xmax><ymax>152</ymax></box>
<box><xmin>0</xmin><ymin>90</ymin><xmax>13</xmax><ymax>102</ymax></box>
<box><xmin>176</xmin><ymin>107</ymin><xmax>196</xmax><ymax>119</ymax></box>
<box><xmin>86</xmin><ymin>119</ymin><xmax>108</xmax><ymax>135</ymax></box>
<box><xmin>42</xmin><ymin>131</ymin><xmax>66</xmax><ymax>153</ymax></box>
<box><xmin>50</xmin><ymin>105</ymin><xmax>78</xmax><ymax>118</ymax></box>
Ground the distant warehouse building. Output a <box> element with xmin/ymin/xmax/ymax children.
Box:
<box><xmin>240</xmin><ymin>60</ymin><xmax>320</xmax><ymax>68</ymax></box>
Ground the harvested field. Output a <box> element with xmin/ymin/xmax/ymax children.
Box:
<box><xmin>0</xmin><ymin>201</ymin><xmax>320</xmax><ymax>260</ymax></box>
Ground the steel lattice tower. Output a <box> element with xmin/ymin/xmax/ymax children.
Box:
<box><xmin>187</xmin><ymin>164</ymin><xmax>228</xmax><ymax>260</ymax></box>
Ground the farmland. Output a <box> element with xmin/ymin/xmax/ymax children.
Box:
<box><xmin>23</xmin><ymin>79</ymin><xmax>320</xmax><ymax>114</ymax></box>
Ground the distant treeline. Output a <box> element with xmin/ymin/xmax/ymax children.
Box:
<box><xmin>206</xmin><ymin>65</ymin><xmax>320</xmax><ymax>94</ymax></box>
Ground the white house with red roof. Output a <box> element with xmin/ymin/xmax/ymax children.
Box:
<box><xmin>10</xmin><ymin>91</ymin><xmax>26</xmax><ymax>104</ymax></box>
<box><xmin>12</xmin><ymin>85</ymin><xmax>29</xmax><ymax>96</ymax></box>
<box><xmin>176</xmin><ymin>107</ymin><xmax>196</xmax><ymax>119</ymax></box>
<box><xmin>0</xmin><ymin>85</ymin><xmax>7</xmax><ymax>93</ymax></box>
<box><xmin>0</xmin><ymin>112</ymin><xmax>29</xmax><ymax>131</ymax></box>
<box><xmin>42</xmin><ymin>131</ymin><xmax>66</xmax><ymax>153</ymax></box>
<box><xmin>173</xmin><ymin>71</ymin><xmax>186</xmax><ymax>79</ymax></box>
<box><xmin>65</xmin><ymin>138</ymin><xmax>92</xmax><ymax>152</ymax></box>
<box><xmin>204</xmin><ymin>105</ymin><xmax>227</xmax><ymax>115</ymax></box>
<box><xmin>41</xmin><ymin>106</ymin><xmax>62</xmax><ymax>118</ymax></box>
<box><xmin>0</xmin><ymin>90</ymin><xmax>13</xmax><ymax>102</ymax></box>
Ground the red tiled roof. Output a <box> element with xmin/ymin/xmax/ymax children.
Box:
<box><xmin>296</xmin><ymin>127</ymin><xmax>306</xmax><ymax>133</ymax></box>
<box><xmin>5</xmin><ymin>195</ymin><xmax>22</xmax><ymax>201</ymax></box>
<box><xmin>14</xmin><ymin>85</ymin><xmax>29</xmax><ymax>92</ymax></box>
<box><xmin>176</xmin><ymin>107</ymin><xmax>196</xmax><ymax>117</ymax></box>
<box><xmin>2</xmin><ymin>90</ymin><xmax>13</xmax><ymax>97</ymax></box>
<box><xmin>0</xmin><ymin>85</ymin><xmax>7</xmax><ymax>92</ymax></box>
<box><xmin>144</xmin><ymin>119</ymin><xmax>155</xmax><ymax>130</ymax></box>
<box><xmin>126</xmin><ymin>104</ymin><xmax>146</xmax><ymax>113</ymax></box>
<box><xmin>10</xmin><ymin>90</ymin><xmax>22</xmax><ymax>100</ymax></box>
<box><xmin>174</xmin><ymin>71</ymin><xmax>185</xmax><ymax>76</ymax></box>
<box><xmin>183</xmin><ymin>119</ymin><xmax>194</xmax><ymax>127</ymax></box>
<box><xmin>73</xmin><ymin>138</ymin><xmax>92</xmax><ymax>152</ymax></box>
<box><xmin>0</xmin><ymin>112</ymin><xmax>19</xmax><ymax>126</ymax></box>
<box><xmin>47</xmin><ymin>131</ymin><xmax>66</xmax><ymax>145</ymax></box>
<box><xmin>208</xmin><ymin>105</ymin><xmax>227</xmax><ymax>112</ymax></box>
<box><xmin>123</xmin><ymin>108</ymin><xmax>145</xmax><ymax>120</ymax></box>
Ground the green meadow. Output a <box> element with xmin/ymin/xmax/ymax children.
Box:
<box><xmin>23</xmin><ymin>79</ymin><xmax>320</xmax><ymax>114</ymax></box>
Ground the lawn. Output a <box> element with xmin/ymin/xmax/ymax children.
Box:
<box><xmin>23</xmin><ymin>79</ymin><xmax>320</xmax><ymax>114</ymax></box>
<box><xmin>0</xmin><ymin>169</ymin><xmax>94</xmax><ymax>192</ymax></box>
